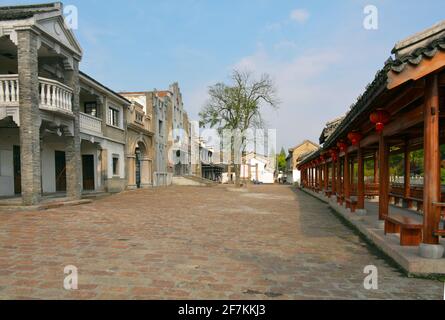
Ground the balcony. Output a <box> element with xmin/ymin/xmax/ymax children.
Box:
<box><xmin>80</xmin><ymin>112</ymin><xmax>102</xmax><ymax>135</ymax></box>
<box><xmin>0</xmin><ymin>75</ymin><xmax>73</xmax><ymax>114</ymax></box>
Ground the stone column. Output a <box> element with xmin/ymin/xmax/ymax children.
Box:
<box><xmin>65</xmin><ymin>59</ymin><xmax>82</xmax><ymax>200</ymax></box>
<box><xmin>100</xmin><ymin>148</ymin><xmax>108</xmax><ymax>191</ymax></box>
<box><xmin>127</xmin><ymin>154</ymin><xmax>136</xmax><ymax>189</ymax></box>
<box><xmin>17</xmin><ymin>29</ymin><xmax>41</xmax><ymax>205</ymax></box>
<box><xmin>140</xmin><ymin>157</ymin><xmax>152</xmax><ymax>188</ymax></box>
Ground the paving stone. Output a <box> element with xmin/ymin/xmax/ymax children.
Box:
<box><xmin>0</xmin><ymin>185</ymin><xmax>442</xmax><ymax>299</ymax></box>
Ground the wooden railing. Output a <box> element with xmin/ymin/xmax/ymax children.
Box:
<box><xmin>0</xmin><ymin>75</ymin><xmax>19</xmax><ymax>107</ymax></box>
<box><xmin>80</xmin><ymin>112</ymin><xmax>102</xmax><ymax>135</ymax></box>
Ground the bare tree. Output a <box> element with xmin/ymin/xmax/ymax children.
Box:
<box><xmin>199</xmin><ymin>69</ymin><xmax>279</xmax><ymax>187</ymax></box>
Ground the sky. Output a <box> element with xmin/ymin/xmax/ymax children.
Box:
<box><xmin>4</xmin><ymin>0</ymin><xmax>445</xmax><ymax>151</ymax></box>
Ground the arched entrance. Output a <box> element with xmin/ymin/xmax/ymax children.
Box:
<box><xmin>128</xmin><ymin>139</ymin><xmax>152</xmax><ymax>189</ymax></box>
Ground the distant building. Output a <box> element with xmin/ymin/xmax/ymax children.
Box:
<box><xmin>240</xmin><ymin>153</ymin><xmax>276</xmax><ymax>184</ymax></box>
<box><xmin>286</xmin><ymin>140</ymin><xmax>319</xmax><ymax>184</ymax></box>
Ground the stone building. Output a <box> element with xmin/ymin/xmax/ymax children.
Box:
<box><xmin>158</xmin><ymin>83</ymin><xmax>191</xmax><ymax>176</ymax></box>
<box><xmin>286</xmin><ymin>140</ymin><xmax>319</xmax><ymax>184</ymax></box>
<box><xmin>0</xmin><ymin>3</ymin><xmax>132</xmax><ymax>204</ymax></box>
<box><xmin>124</xmin><ymin>99</ymin><xmax>154</xmax><ymax>189</ymax></box>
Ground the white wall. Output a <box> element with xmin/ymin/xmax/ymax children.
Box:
<box><xmin>102</xmin><ymin>140</ymin><xmax>125</xmax><ymax>179</ymax></box>
<box><xmin>0</xmin><ymin>128</ymin><xmax>19</xmax><ymax>196</ymax></box>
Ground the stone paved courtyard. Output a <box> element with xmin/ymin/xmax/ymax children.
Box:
<box><xmin>0</xmin><ymin>185</ymin><xmax>443</xmax><ymax>300</ymax></box>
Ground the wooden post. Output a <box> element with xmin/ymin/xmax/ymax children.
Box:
<box><xmin>378</xmin><ymin>134</ymin><xmax>390</xmax><ymax>221</ymax></box>
<box><xmin>319</xmin><ymin>165</ymin><xmax>323</xmax><ymax>191</ymax></box>
<box><xmin>358</xmin><ymin>147</ymin><xmax>365</xmax><ymax>210</ymax></box>
<box><xmin>337</xmin><ymin>157</ymin><xmax>342</xmax><ymax>203</ymax></box>
<box><xmin>344</xmin><ymin>151</ymin><xmax>350</xmax><ymax>207</ymax></box>
<box><xmin>423</xmin><ymin>74</ymin><xmax>440</xmax><ymax>245</ymax></box>
<box><xmin>324</xmin><ymin>162</ymin><xmax>328</xmax><ymax>191</ymax></box>
<box><xmin>403</xmin><ymin>141</ymin><xmax>412</xmax><ymax>208</ymax></box>
<box><xmin>374</xmin><ymin>151</ymin><xmax>379</xmax><ymax>183</ymax></box>
<box><xmin>332</xmin><ymin>160</ymin><xmax>337</xmax><ymax>195</ymax></box>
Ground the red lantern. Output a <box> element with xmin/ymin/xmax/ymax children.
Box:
<box><xmin>370</xmin><ymin>109</ymin><xmax>390</xmax><ymax>132</ymax></box>
<box><xmin>330</xmin><ymin>148</ymin><xmax>339</xmax><ymax>161</ymax></box>
<box><xmin>320</xmin><ymin>154</ymin><xmax>325</xmax><ymax>162</ymax></box>
<box><xmin>347</xmin><ymin>131</ymin><xmax>363</xmax><ymax>146</ymax></box>
<box><xmin>337</xmin><ymin>140</ymin><xmax>348</xmax><ymax>152</ymax></box>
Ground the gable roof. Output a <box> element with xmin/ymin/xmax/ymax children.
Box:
<box><xmin>289</xmin><ymin>140</ymin><xmax>319</xmax><ymax>153</ymax></box>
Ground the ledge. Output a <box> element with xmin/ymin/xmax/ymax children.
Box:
<box><xmin>300</xmin><ymin>187</ymin><xmax>445</xmax><ymax>276</ymax></box>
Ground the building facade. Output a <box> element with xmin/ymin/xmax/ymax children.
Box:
<box><xmin>0</xmin><ymin>3</ymin><xmax>132</xmax><ymax>204</ymax></box>
<box><xmin>286</xmin><ymin>140</ymin><xmax>319</xmax><ymax>184</ymax></box>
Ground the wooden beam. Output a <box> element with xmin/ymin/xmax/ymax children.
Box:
<box><xmin>388</xmin><ymin>51</ymin><xmax>445</xmax><ymax>90</ymax></box>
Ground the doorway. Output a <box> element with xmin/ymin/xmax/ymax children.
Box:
<box><xmin>13</xmin><ymin>145</ymin><xmax>21</xmax><ymax>195</ymax></box>
<box><xmin>82</xmin><ymin>154</ymin><xmax>95</xmax><ymax>191</ymax></box>
<box><xmin>55</xmin><ymin>150</ymin><xmax>66</xmax><ymax>192</ymax></box>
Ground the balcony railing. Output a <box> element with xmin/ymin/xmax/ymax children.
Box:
<box><xmin>0</xmin><ymin>74</ymin><xmax>73</xmax><ymax>113</ymax></box>
<box><xmin>39</xmin><ymin>77</ymin><xmax>73</xmax><ymax>113</ymax></box>
<box><xmin>0</xmin><ymin>75</ymin><xmax>19</xmax><ymax>107</ymax></box>
<box><xmin>80</xmin><ymin>112</ymin><xmax>102</xmax><ymax>135</ymax></box>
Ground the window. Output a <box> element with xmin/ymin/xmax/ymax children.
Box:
<box><xmin>84</xmin><ymin>102</ymin><xmax>98</xmax><ymax>117</ymax></box>
<box><xmin>112</xmin><ymin>155</ymin><xmax>119</xmax><ymax>176</ymax></box>
<box><xmin>159</xmin><ymin>120</ymin><xmax>163</xmax><ymax>136</ymax></box>
<box><xmin>108</xmin><ymin>107</ymin><xmax>120</xmax><ymax>127</ymax></box>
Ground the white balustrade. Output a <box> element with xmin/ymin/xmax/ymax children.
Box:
<box><xmin>80</xmin><ymin>112</ymin><xmax>102</xmax><ymax>135</ymax></box>
<box><xmin>39</xmin><ymin>77</ymin><xmax>73</xmax><ymax>113</ymax></box>
<box><xmin>0</xmin><ymin>75</ymin><xmax>19</xmax><ymax>106</ymax></box>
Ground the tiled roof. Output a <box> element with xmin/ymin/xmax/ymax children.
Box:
<box><xmin>300</xmin><ymin>21</ymin><xmax>445</xmax><ymax>166</ymax></box>
<box><xmin>0</xmin><ymin>2</ymin><xmax>59</xmax><ymax>21</ymax></box>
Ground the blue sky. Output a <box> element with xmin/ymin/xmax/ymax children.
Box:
<box><xmin>4</xmin><ymin>0</ymin><xmax>445</xmax><ymax>150</ymax></box>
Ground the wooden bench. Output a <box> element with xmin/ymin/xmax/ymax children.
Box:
<box><xmin>389</xmin><ymin>192</ymin><xmax>403</xmax><ymax>206</ymax></box>
<box><xmin>345</xmin><ymin>196</ymin><xmax>358</xmax><ymax>213</ymax></box>
<box><xmin>384</xmin><ymin>214</ymin><xmax>423</xmax><ymax>246</ymax></box>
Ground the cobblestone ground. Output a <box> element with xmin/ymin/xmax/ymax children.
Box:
<box><xmin>0</xmin><ymin>185</ymin><xmax>443</xmax><ymax>300</ymax></box>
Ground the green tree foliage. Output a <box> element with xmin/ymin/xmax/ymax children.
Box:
<box><xmin>277</xmin><ymin>147</ymin><xmax>287</xmax><ymax>172</ymax></box>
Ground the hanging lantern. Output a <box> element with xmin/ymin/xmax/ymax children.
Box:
<box><xmin>370</xmin><ymin>109</ymin><xmax>390</xmax><ymax>132</ymax></box>
<box><xmin>347</xmin><ymin>131</ymin><xmax>363</xmax><ymax>146</ymax></box>
<box><xmin>319</xmin><ymin>154</ymin><xmax>325</xmax><ymax>162</ymax></box>
<box><xmin>330</xmin><ymin>148</ymin><xmax>339</xmax><ymax>161</ymax></box>
<box><xmin>337</xmin><ymin>140</ymin><xmax>348</xmax><ymax>152</ymax></box>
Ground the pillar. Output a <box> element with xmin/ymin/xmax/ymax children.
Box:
<box><xmin>17</xmin><ymin>29</ymin><xmax>41</xmax><ymax>205</ymax></box>
<box><xmin>344</xmin><ymin>151</ymin><xmax>350</xmax><ymax>206</ymax></box>
<box><xmin>140</xmin><ymin>158</ymin><xmax>152</xmax><ymax>188</ymax></box>
<box><xmin>65</xmin><ymin>59</ymin><xmax>82</xmax><ymax>200</ymax></box>
<box><xmin>127</xmin><ymin>155</ymin><xmax>137</xmax><ymax>189</ymax></box>
<box><xmin>332</xmin><ymin>160</ymin><xmax>337</xmax><ymax>195</ymax></box>
<box><xmin>324</xmin><ymin>162</ymin><xmax>328</xmax><ymax>191</ymax></box>
<box><xmin>374</xmin><ymin>151</ymin><xmax>379</xmax><ymax>183</ymax></box>
<box><xmin>422</xmin><ymin>74</ymin><xmax>441</xmax><ymax>246</ymax></box>
<box><xmin>337</xmin><ymin>157</ymin><xmax>342</xmax><ymax>203</ymax></box>
<box><xmin>357</xmin><ymin>147</ymin><xmax>365</xmax><ymax>211</ymax></box>
<box><xmin>378</xmin><ymin>134</ymin><xmax>389</xmax><ymax>221</ymax></box>
<box><xmin>403</xmin><ymin>142</ymin><xmax>411</xmax><ymax>208</ymax></box>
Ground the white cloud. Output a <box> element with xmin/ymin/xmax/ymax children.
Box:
<box><xmin>290</xmin><ymin>9</ymin><xmax>310</xmax><ymax>24</ymax></box>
